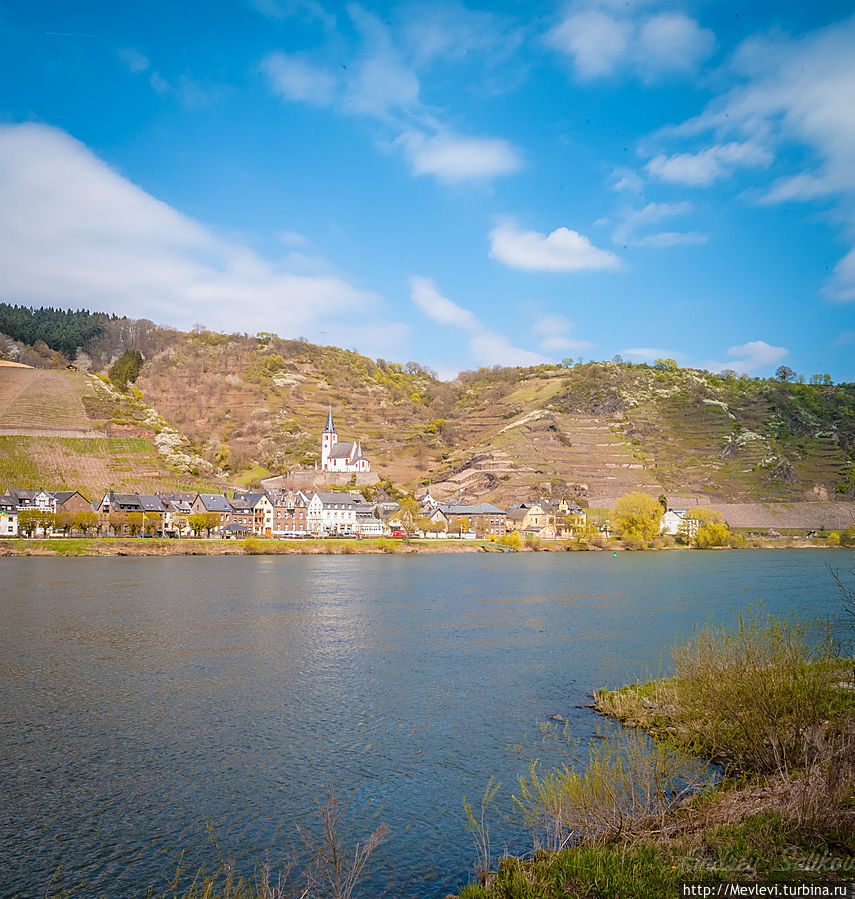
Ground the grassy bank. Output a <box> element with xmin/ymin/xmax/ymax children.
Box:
<box><xmin>3</xmin><ymin>536</ymin><xmax>852</xmax><ymax>557</ymax></box>
<box><xmin>454</xmin><ymin>610</ymin><xmax>855</xmax><ymax>898</ymax></box>
<box><xmin>0</xmin><ymin>536</ymin><xmax>494</xmax><ymax>556</ymax></box>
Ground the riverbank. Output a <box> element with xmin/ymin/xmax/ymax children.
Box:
<box><xmin>453</xmin><ymin>617</ymin><xmax>855</xmax><ymax>899</ymax></box>
<box><xmin>1</xmin><ymin>535</ymin><xmax>851</xmax><ymax>557</ymax></box>
<box><xmin>0</xmin><ymin>536</ymin><xmax>493</xmax><ymax>556</ymax></box>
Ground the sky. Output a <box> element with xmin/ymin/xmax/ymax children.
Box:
<box><xmin>0</xmin><ymin>0</ymin><xmax>854</xmax><ymax>381</ymax></box>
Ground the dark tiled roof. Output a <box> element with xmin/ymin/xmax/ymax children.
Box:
<box><xmin>137</xmin><ymin>495</ymin><xmax>166</xmax><ymax>512</ymax></box>
<box><xmin>196</xmin><ymin>494</ymin><xmax>232</xmax><ymax>513</ymax></box>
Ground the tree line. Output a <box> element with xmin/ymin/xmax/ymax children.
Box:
<box><xmin>0</xmin><ymin>303</ymin><xmax>119</xmax><ymax>359</ymax></box>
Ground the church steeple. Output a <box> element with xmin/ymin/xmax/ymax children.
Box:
<box><xmin>324</xmin><ymin>406</ymin><xmax>335</xmax><ymax>434</ymax></box>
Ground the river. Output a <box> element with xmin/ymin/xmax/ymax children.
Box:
<box><xmin>1</xmin><ymin>550</ymin><xmax>850</xmax><ymax>897</ymax></box>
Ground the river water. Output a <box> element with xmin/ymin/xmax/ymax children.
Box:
<box><xmin>1</xmin><ymin>550</ymin><xmax>851</xmax><ymax>897</ymax></box>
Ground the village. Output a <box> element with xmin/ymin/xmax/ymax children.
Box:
<box><xmin>2</xmin><ymin>406</ymin><xmax>845</xmax><ymax>547</ymax></box>
<box><xmin>0</xmin><ymin>406</ymin><xmax>603</xmax><ymax>542</ymax></box>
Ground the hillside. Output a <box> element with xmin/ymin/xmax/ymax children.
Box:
<box><xmin>1</xmin><ymin>310</ymin><xmax>854</xmax><ymax>507</ymax></box>
<box><xmin>0</xmin><ymin>362</ymin><xmax>227</xmax><ymax>497</ymax></box>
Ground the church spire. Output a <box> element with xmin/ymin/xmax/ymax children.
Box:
<box><xmin>324</xmin><ymin>405</ymin><xmax>335</xmax><ymax>434</ymax></box>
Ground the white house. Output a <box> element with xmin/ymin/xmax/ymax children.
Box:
<box><xmin>0</xmin><ymin>495</ymin><xmax>17</xmax><ymax>536</ymax></box>
<box><xmin>660</xmin><ymin>509</ymin><xmax>700</xmax><ymax>539</ymax></box>
<box><xmin>307</xmin><ymin>492</ymin><xmax>358</xmax><ymax>534</ymax></box>
<box><xmin>320</xmin><ymin>407</ymin><xmax>370</xmax><ymax>473</ymax></box>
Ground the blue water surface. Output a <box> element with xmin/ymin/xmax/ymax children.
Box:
<box><xmin>0</xmin><ymin>550</ymin><xmax>851</xmax><ymax>897</ymax></box>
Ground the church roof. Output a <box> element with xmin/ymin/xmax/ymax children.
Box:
<box><xmin>351</xmin><ymin>440</ymin><xmax>366</xmax><ymax>462</ymax></box>
<box><xmin>324</xmin><ymin>406</ymin><xmax>335</xmax><ymax>434</ymax></box>
<box><xmin>327</xmin><ymin>441</ymin><xmax>357</xmax><ymax>459</ymax></box>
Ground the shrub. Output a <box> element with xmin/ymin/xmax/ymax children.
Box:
<box><xmin>524</xmin><ymin>535</ymin><xmax>542</xmax><ymax>551</ymax></box>
<box><xmin>499</xmin><ymin>532</ymin><xmax>523</xmax><ymax>550</ymax></box>
<box><xmin>513</xmin><ymin>726</ymin><xmax>711</xmax><ymax>850</ymax></box>
<box><xmin>672</xmin><ymin>613</ymin><xmax>846</xmax><ymax>773</ymax></box>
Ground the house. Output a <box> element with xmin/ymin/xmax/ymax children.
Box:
<box><xmin>269</xmin><ymin>490</ymin><xmax>310</xmax><ymax>535</ymax></box>
<box><xmin>7</xmin><ymin>488</ymin><xmax>56</xmax><ymax>513</ymax></box>
<box><xmin>234</xmin><ymin>492</ymin><xmax>274</xmax><ymax>536</ymax></box>
<box><xmin>0</xmin><ymin>495</ymin><xmax>17</xmax><ymax>537</ymax></box>
<box><xmin>543</xmin><ymin>498</ymin><xmax>587</xmax><ymax>539</ymax></box>
<box><xmin>439</xmin><ymin>502</ymin><xmax>507</xmax><ymax>538</ymax></box>
<box><xmin>226</xmin><ymin>495</ymin><xmax>255</xmax><ymax>533</ymax></box>
<box><xmin>52</xmin><ymin>491</ymin><xmax>92</xmax><ymax>517</ymax></box>
<box><xmin>97</xmin><ymin>492</ymin><xmax>143</xmax><ymax>514</ymax></box>
<box><xmin>191</xmin><ymin>494</ymin><xmax>233</xmax><ymax>535</ymax></box>
<box><xmin>320</xmin><ymin>407</ymin><xmax>370</xmax><ymax>473</ymax></box>
<box><xmin>307</xmin><ymin>492</ymin><xmax>358</xmax><ymax>534</ymax></box>
<box><xmin>158</xmin><ymin>493</ymin><xmax>194</xmax><ymax>535</ymax></box>
<box><xmin>355</xmin><ymin>507</ymin><xmax>386</xmax><ymax>536</ymax></box>
<box><xmin>132</xmin><ymin>495</ymin><xmax>165</xmax><ymax>534</ymax></box>
<box><xmin>506</xmin><ymin>502</ymin><xmax>550</xmax><ymax>537</ymax></box>
<box><xmin>660</xmin><ymin>509</ymin><xmax>699</xmax><ymax>539</ymax></box>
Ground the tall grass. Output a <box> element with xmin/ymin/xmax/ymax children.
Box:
<box><xmin>671</xmin><ymin>612</ymin><xmax>847</xmax><ymax>773</ymax></box>
<box><xmin>512</xmin><ymin>725</ymin><xmax>712</xmax><ymax>850</ymax></box>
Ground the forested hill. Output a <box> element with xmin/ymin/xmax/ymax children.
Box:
<box><xmin>0</xmin><ymin>307</ymin><xmax>853</xmax><ymax>506</ymax></box>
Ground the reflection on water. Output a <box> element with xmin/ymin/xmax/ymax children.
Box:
<box><xmin>0</xmin><ymin>551</ymin><xmax>848</xmax><ymax>897</ymax></box>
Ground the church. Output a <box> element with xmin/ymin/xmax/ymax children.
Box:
<box><xmin>320</xmin><ymin>407</ymin><xmax>371</xmax><ymax>473</ymax></box>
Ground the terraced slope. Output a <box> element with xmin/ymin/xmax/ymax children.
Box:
<box><xmin>0</xmin><ymin>367</ymin><xmax>227</xmax><ymax>496</ymax></box>
<box><xmin>0</xmin><ymin>367</ymin><xmax>103</xmax><ymax>436</ymax></box>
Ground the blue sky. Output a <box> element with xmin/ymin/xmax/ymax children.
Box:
<box><xmin>0</xmin><ymin>0</ymin><xmax>854</xmax><ymax>380</ymax></box>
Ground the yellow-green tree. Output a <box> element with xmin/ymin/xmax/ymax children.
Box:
<box><xmin>127</xmin><ymin>512</ymin><xmax>144</xmax><ymax>537</ymax></box>
<box><xmin>17</xmin><ymin>509</ymin><xmax>39</xmax><ymax>538</ymax></box>
<box><xmin>687</xmin><ymin>508</ymin><xmax>731</xmax><ymax>548</ymax></box>
<box><xmin>73</xmin><ymin>510</ymin><xmax>99</xmax><ymax>536</ymax></box>
<box><xmin>396</xmin><ymin>496</ymin><xmax>419</xmax><ymax>541</ymax></box>
<box><xmin>450</xmin><ymin>517</ymin><xmax>470</xmax><ymax>537</ymax></box>
<box><xmin>109</xmin><ymin>511</ymin><xmax>127</xmax><ymax>536</ymax></box>
<box><xmin>614</xmin><ymin>492</ymin><xmax>662</xmax><ymax>541</ymax></box>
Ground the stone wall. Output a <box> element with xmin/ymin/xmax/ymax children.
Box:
<box><xmin>261</xmin><ymin>470</ymin><xmax>380</xmax><ymax>492</ymax></box>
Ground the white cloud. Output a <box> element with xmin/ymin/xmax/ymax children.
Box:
<box><xmin>649</xmin><ymin>16</ymin><xmax>855</xmax><ymax>298</ymax></box>
<box><xmin>532</xmin><ymin>314</ymin><xmax>594</xmax><ymax>352</ymax></box>
<box><xmin>726</xmin><ymin>340</ymin><xmax>788</xmax><ymax>370</ymax></box>
<box><xmin>397</xmin><ymin>131</ymin><xmax>522</xmax><ymax>182</ymax></box>
<box><xmin>646</xmin><ymin>141</ymin><xmax>771</xmax><ymax>186</ymax></box>
<box><xmin>547</xmin><ymin>7</ymin><xmax>714</xmax><ymax>82</ymax></box>
<box><xmin>0</xmin><ymin>123</ymin><xmax>408</xmax><ymax>357</ymax></box>
<box><xmin>410</xmin><ymin>275</ymin><xmax>479</xmax><ymax>330</ymax></box>
<box><xmin>637</xmin><ymin>14</ymin><xmax>716</xmax><ymax>78</ymax></box>
<box><xmin>634</xmin><ymin>231</ymin><xmax>708</xmax><ymax>248</ymax></box>
<box><xmin>260</xmin><ymin>52</ymin><xmax>337</xmax><ymax>106</ymax></box>
<box><xmin>409</xmin><ymin>276</ymin><xmax>547</xmax><ymax>366</ymax></box>
<box><xmin>490</xmin><ymin>218</ymin><xmax>621</xmax><ymax>272</ymax></box>
<box><xmin>611</xmin><ymin>201</ymin><xmax>705</xmax><ymax>248</ymax></box>
<box><xmin>833</xmin><ymin>330</ymin><xmax>855</xmax><ymax>346</ymax></box>
<box><xmin>259</xmin><ymin>4</ymin><xmax>522</xmax><ymax>184</ymax></box>
<box><xmin>546</xmin><ymin>10</ymin><xmax>630</xmax><ymax>80</ymax></box>
<box><xmin>612</xmin><ymin>166</ymin><xmax>643</xmax><ymax>194</ymax></box>
<box><xmin>118</xmin><ymin>48</ymin><xmax>149</xmax><ymax>73</ymax></box>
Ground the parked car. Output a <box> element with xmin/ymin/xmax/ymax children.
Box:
<box><xmin>392</xmin><ymin>530</ymin><xmax>406</xmax><ymax>538</ymax></box>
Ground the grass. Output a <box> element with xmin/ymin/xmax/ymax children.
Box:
<box><xmin>457</xmin><ymin>809</ymin><xmax>855</xmax><ymax>898</ymax></box>
<box><xmin>0</xmin><ymin>435</ymin><xmax>227</xmax><ymax>497</ymax></box>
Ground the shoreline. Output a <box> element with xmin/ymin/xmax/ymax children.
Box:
<box><xmin>0</xmin><ymin>536</ymin><xmax>851</xmax><ymax>557</ymax></box>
